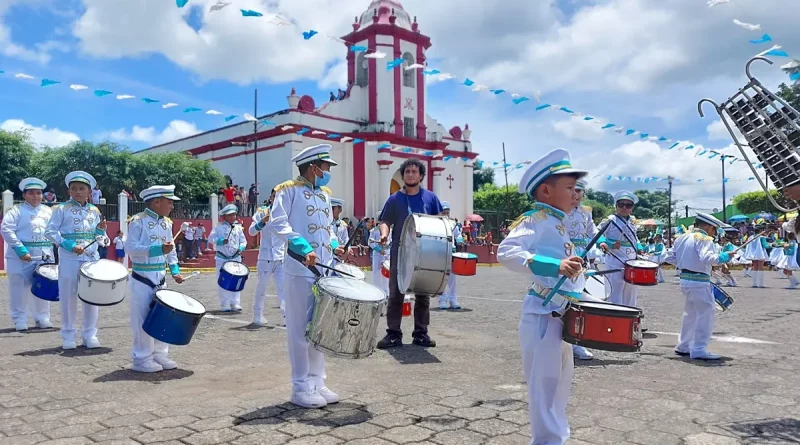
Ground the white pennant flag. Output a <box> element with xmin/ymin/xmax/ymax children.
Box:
<box><xmin>15</xmin><ymin>73</ymin><xmax>34</xmax><ymax>79</ymax></box>
<box><xmin>243</xmin><ymin>113</ymin><xmax>257</xmax><ymax>122</ymax></box>
<box><xmin>69</xmin><ymin>84</ymin><xmax>88</xmax><ymax>91</ymax></box>
<box><xmin>116</xmin><ymin>94</ymin><xmax>135</xmax><ymax>100</ymax></box>
<box><xmin>281</xmin><ymin>125</ymin><xmax>293</xmax><ymax>131</ymax></box>
<box><xmin>162</xmin><ymin>103</ymin><xmax>179</xmax><ymax>109</ymax></box>
<box><xmin>365</xmin><ymin>51</ymin><xmax>387</xmax><ymax>59</ymax></box>
<box><xmin>206</xmin><ymin>110</ymin><xmax>222</xmax><ymax>115</ymax></box>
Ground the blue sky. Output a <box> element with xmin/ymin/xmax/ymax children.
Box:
<box><xmin>1</xmin><ymin>0</ymin><xmax>799</xmax><ymax>210</ymax></box>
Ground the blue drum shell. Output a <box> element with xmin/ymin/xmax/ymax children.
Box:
<box><xmin>32</xmin><ymin>267</ymin><xmax>59</xmax><ymax>302</ymax></box>
<box><xmin>218</xmin><ymin>268</ymin><xmax>248</xmax><ymax>292</ymax></box>
<box><xmin>142</xmin><ymin>296</ymin><xmax>204</xmax><ymax>346</ymax></box>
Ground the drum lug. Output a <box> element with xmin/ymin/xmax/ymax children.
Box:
<box><xmin>574</xmin><ymin>315</ymin><xmax>584</xmax><ymax>337</ymax></box>
<box><xmin>87</xmin><ymin>279</ymin><xmax>91</xmax><ymax>288</ymax></box>
<box><xmin>112</xmin><ymin>282</ymin><xmax>116</xmax><ymax>290</ymax></box>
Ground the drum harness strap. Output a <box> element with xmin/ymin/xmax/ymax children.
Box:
<box><xmin>679</xmin><ymin>269</ymin><xmax>710</xmax><ymax>282</ymax></box>
<box><xmin>132</xmin><ymin>272</ymin><xmax>166</xmax><ymax>290</ymax></box>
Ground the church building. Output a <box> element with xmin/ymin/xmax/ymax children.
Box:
<box><xmin>139</xmin><ymin>0</ymin><xmax>478</xmax><ymax>219</ymax></box>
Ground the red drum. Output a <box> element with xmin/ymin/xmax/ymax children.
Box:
<box><xmin>623</xmin><ymin>259</ymin><xmax>659</xmax><ymax>286</ymax></box>
<box><xmin>562</xmin><ymin>301</ymin><xmax>643</xmax><ymax>352</ymax></box>
<box><xmin>452</xmin><ymin>253</ymin><xmax>478</xmax><ymax>276</ymax></box>
<box><xmin>381</xmin><ymin>260</ymin><xmax>390</xmax><ymax>279</ymax></box>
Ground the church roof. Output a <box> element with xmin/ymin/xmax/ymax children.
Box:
<box><xmin>358</xmin><ymin>0</ymin><xmax>412</xmax><ymax>30</ymax></box>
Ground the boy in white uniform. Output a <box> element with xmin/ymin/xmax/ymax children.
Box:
<box><xmin>125</xmin><ymin>185</ymin><xmax>185</xmax><ymax>372</ymax></box>
<box><xmin>212</xmin><ymin>204</ymin><xmax>248</xmax><ymax>311</ymax></box>
<box><xmin>497</xmin><ymin>149</ymin><xmax>598</xmax><ymax>445</ymax></box>
<box><xmin>271</xmin><ymin>144</ymin><xmax>344</xmax><ymax>409</ymax></box>
<box><xmin>1</xmin><ymin>177</ymin><xmax>53</xmax><ymax>331</ymax></box>
<box><xmin>45</xmin><ymin>171</ymin><xmax>107</xmax><ymax>350</ymax></box>
<box><xmin>598</xmin><ymin>191</ymin><xmax>644</xmax><ymax>308</ymax></box>
<box><xmin>249</xmin><ymin>188</ymin><xmax>286</xmax><ymax>326</ymax></box>
<box><xmin>439</xmin><ymin>201</ymin><xmax>462</xmax><ymax>309</ymax></box>
<box><xmin>674</xmin><ymin>212</ymin><xmax>732</xmax><ymax>360</ymax></box>
<box><xmin>331</xmin><ymin>198</ymin><xmax>349</xmax><ymax>247</ymax></box>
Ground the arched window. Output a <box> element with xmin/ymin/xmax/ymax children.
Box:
<box><xmin>402</xmin><ymin>52</ymin><xmax>415</xmax><ymax>88</ymax></box>
<box><xmin>356</xmin><ymin>53</ymin><xmax>368</xmax><ymax>87</ymax></box>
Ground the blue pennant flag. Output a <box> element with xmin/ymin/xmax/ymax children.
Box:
<box><xmin>386</xmin><ymin>58</ymin><xmax>403</xmax><ymax>71</ymax></box>
<box><xmin>627</xmin><ymin>176</ymin><xmax>632</xmax><ymax>182</ymax></box>
<box><xmin>709</xmin><ymin>152</ymin><xmax>719</xmax><ymax>158</ymax></box>
<box><xmin>240</xmin><ymin>9</ymin><xmax>263</xmax><ymax>17</ymax></box>
<box><xmin>466</xmin><ymin>158</ymin><xmax>472</xmax><ymax>162</ymax></box>
<box><xmin>668</xmin><ymin>142</ymin><xmax>679</xmax><ymax>149</ymax></box>
<box><xmin>697</xmin><ymin>179</ymin><xmax>704</xmax><ymax>182</ymax></box>
<box><xmin>424</xmin><ymin>151</ymin><xmax>434</xmax><ymax>156</ymax></box>
<box><xmin>791</xmin><ymin>72</ymin><xmax>800</xmax><ymax>81</ymax></box>
<box><xmin>259</xmin><ymin>119</ymin><xmax>276</xmax><ymax>125</ymax></box>
<box><xmin>757</xmin><ymin>163</ymin><xmax>763</xmax><ymax>168</ymax></box>
<box><xmin>535</xmin><ymin>104</ymin><xmax>551</xmax><ymax>111</ymax></box>
<box><xmin>463</xmin><ymin>78</ymin><xmax>474</xmax><ymax>86</ymax></box>
<box><xmin>327</xmin><ymin>134</ymin><xmax>341</xmax><ymax>139</ymax></box>
<box><xmin>422</xmin><ymin>69</ymin><xmax>440</xmax><ymax>75</ymax></box>
<box><xmin>503</xmin><ymin>163</ymin><xmax>511</xmax><ymax>168</ymax></box>
<box><xmin>729</xmin><ymin>157</ymin><xmax>738</xmax><ymax>165</ymax></box>
<box><xmin>224</xmin><ymin>115</ymin><xmax>238</xmax><ymax>122</ymax></box>
<box><xmin>684</xmin><ymin>144</ymin><xmax>694</xmax><ymax>150</ymax></box>
<box><xmin>512</xmin><ymin>97</ymin><xmax>529</xmax><ymax>104</ymax></box>
<box><xmin>606</xmin><ymin>175</ymin><xmax>612</xmax><ymax>180</ymax></box>
<box><xmin>559</xmin><ymin>107</ymin><xmax>574</xmax><ymax>114</ymax></box>
<box><xmin>583</xmin><ymin>116</ymin><xmax>593</xmax><ymax>121</ymax></box>
<box><xmin>698</xmin><ymin>150</ymin><xmax>708</xmax><ymax>156</ymax></box>
<box><xmin>748</xmin><ymin>177</ymin><xmax>755</xmax><ymax>180</ymax></box>
<box><xmin>639</xmin><ymin>133</ymin><xmax>648</xmax><ymax>138</ymax></box>
<box><xmin>658</xmin><ymin>136</ymin><xmax>667</xmax><ymax>141</ymax></box>
<box><xmin>618</xmin><ymin>175</ymin><xmax>624</xmax><ymax>181</ymax></box>
<box><xmin>749</xmin><ymin>34</ymin><xmax>772</xmax><ymax>44</ymax></box>
<box><xmin>764</xmin><ymin>48</ymin><xmax>789</xmax><ymax>57</ymax></box>
<box><xmin>625</xmin><ymin>129</ymin><xmax>635</xmax><ymax>135</ymax></box>
<box><xmin>378</xmin><ymin>143</ymin><xmax>391</xmax><ymax>149</ymax></box>
<box><xmin>723</xmin><ymin>178</ymin><xmax>729</xmax><ymax>183</ymax></box>
<box><xmin>402</xmin><ymin>147</ymin><xmax>413</xmax><ymax>153</ymax></box>
<box><xmin>444</xmin><ymin>156</ymin><xmax>453</xmax><ymax>161</ymax></box>
<box><xmin>474</xmin><ymin>160</ymin><xmax>483</xmax><ymax>169</ymax></box>
<box><xmin>601</xmin><ymin>123</ymin><xmax>615</xmax><ymax>129</ymax></box>
<box><xmin>142</xmin><ymin>98</ymin><xmax>159</xmax><ymax>104</ymax></box>
<box><xmin>353</xmin><ymin>138</ymin><xmax>365</xmax><ymax>144</ymax></box>
<box><xmin>644</xmin><ymin>178</ymin><xmax>650</xmax><ymax>183</ymax></box>
<box><xmin>0</xmin><ymin>70</ymin><xmax>4</xmax><ymax>74</ymax></box>
<box><xmin>491</xmin><ymin>89</ymin><xmax>505</xmax><ymax>95</ymax></box>
<box><xmin>350</xmin><ymin>45</ymin><xmax>367</xmax><ymax>52</ymax></box>
<box><xmin>183</xmin><ymin>107</ymin><xmax>201</xmax><ymax>113</ymax></box>
<box><xmin>176</xmin><ymin>0</ymin><xmax>189</xmax><ymax>7</ymax></box>
<box><xmin>297</xmin><ymin>128</ymin><xmax>310</xmax><ymax>135</ymax></box>
<box><xmin>302</xmin><ymin>30</ymin><xmax>318</xmax><ymax>40</ymax></box>
<box><xmin>40</xmin><ymin>79</ymin><xmax>60</xmax><ymax>87</ymax></box>
<box><xmin>94</xmin><ymin>90</ymin><xmax>112</xmax><ymax>97</ymax></box>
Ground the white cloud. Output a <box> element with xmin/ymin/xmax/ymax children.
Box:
<box><xmin>706</xmin><ymin>116</ymin><xmax>744</xmax><ymax>142</ymax></box>
<box><xmin>0</xmin><ymin>119</ymin><xmax>80</xmax><ymax>147</ymax></box>
<box><xmin>551</xmin><ymin>118</ymin><xmax>606</xmax><ymax>142</ymax></box>
<box><xmin>317</xmin><ymin>60</ymin><xmax>348</xmax><ymax>90</ymax></box>
<box><xmin>105</xmin><ymin>120</ymin><xmax>201</xmax><ymax>145</ymax></box>
<box><xmin>0</xmin><ymin>0</ymin><xmax>72</xmax><ymax>64</ymax></box>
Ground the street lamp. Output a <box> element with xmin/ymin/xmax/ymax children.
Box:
<box><xmin>667</xmin><ymin>176</ymin><xmax>674</xmax><ymax>247</ymax></box>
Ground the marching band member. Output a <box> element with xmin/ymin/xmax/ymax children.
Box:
<box><xmin>674</xmin><ymin>212</ymin><xmax>731</xmax><ymax>360</ymax></box>
<box><xmin>270</xmin><ymin>143</ymin><xmax>344</xmax><ymax>409</ymax></box>
<box><xmin>212</xmin><ymin>204</ymin><xmax>247</xmax><ymax>311</ymax></box>
<box><xmin>497</xmin><ymin>149</ymin><xmax>597</xmax><ymax>445</ymax></box>
<box><xmin>368</xmin><ymin>218</ymin><xmax>389</xmax><ymax>296</ymax></box>
<box><xmin>1</xmin><ymin>177</ymin><xmax>53</xmax><ymax>331</ymax></box>
<box><xmin>598</xmin><ymin>191</ymin><xmax>644</xmax><ymax>308</ymax></box>
<box><xmin>651</xmin><ymin>231</ymin><xmax>666</xmax><ymax>283</ymax></box>
<box><xmin>45</xmin><ymin>171</ymin><xmax>107</xmax><ymax>350</ymax></box>
<box><xmin>566</xmin><ymin>179</ymin><xmax>595</xmax><ymax>360</ymax></box>
<box><xmin>331</xmin><ymin>198</ymin><xmax>349</xmax><ymax>247</ymax></box>
<box><xmin>439</xmin><ymin>202</ymin><xmax>462</xmax><ymax>310</ymax></box>
<box><xmin>779</xmin><ymin>232</ymin><xmax>799</xmax><ymax>289</ymax></box>
<box><xmin>249</xmin><ymin>188</ymin><xmax>286</xmax><ymax>326</ymax></box>
<box><xmin>126</xmin><ymin>185</ymin><xmax>184</xmax><ymax>373</ymax></box>
<box><xmin>744</xmin><ymin>220</ymin><xmax>769</xmax><ymax>288</ymax></box>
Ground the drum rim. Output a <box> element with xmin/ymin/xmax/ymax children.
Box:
<box><xmin>452</xmin><ymin>252</ymin><xmax>478</xmax><ymax>260</ymax></box>
<box><xmin>315</xmin><ymin>277</ymin><xmax>387</xmax><ymax>303</ymax></box>
<box><xmin>398</xmin><ymin>213</ymin><xmax>452</xmax><ymax>294</ymax></box>
<box><xmin>625</xmin><ymin>259</ymin><xmax>659</xmax><ymax>268</ymax></box>
<box><xmin>155</xmin><ymin>289</ymin><xmax>207</xmax><ymax>315</ymax></box>
<box><xmin>569</xmin><ymin>300</ymin><xmax>643</xmax><ymax>317</ymax></box>
<box><xmin>79</xmin><ymin>260</ymin><xmax>130</xmax><ymax>282</ymax></box>
<box><xmin>222</xmin><ymin>261</ymin><xmax>250</xmax><ymax>274</ymax></box>
<box><xmin>563</xmin><ymin>334</ymin><xmax>642</xmax><ymax>352</ymax></box>
<box><xmin>78</xmin><ymin>294</ymin><xmax>125</xmax><ymax>306</ymax></box>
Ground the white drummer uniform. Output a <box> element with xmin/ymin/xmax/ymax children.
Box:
<box><xmin>331</xmin><ymin>198</ymin><xmax>349</xmax><ymax>247</ymax></box>
<box><xmin>497</xmin><ymin>149</ymin><xmax>598</xmax><ymax>445</ymax></box>
<box><xmin>599</xmin><ymin>191</ymin><xmax>643</xmax><ymax>308</ymax></box>
<box><xmin>45</xmin><ymin>171</ymin><xmax>106</xmax><ymax>349</ymax></box>
<box><xmin>212</xmin><ymin>204</ymin><xmax>247</xmax><ymax>311</ymax></box>
<box><xmin>674</xmin><ymin>213</ymin><xmax>731</xmax><ymax>360</ymax></box>
<box><xmin>566</xmin><ymin>180</ymin><xmax>596</xmax><ymax>360</ymax></box>
<box><xmin>368</xmin><ymin>224</ymin><xmax>390</xmax><ymax>296</ymax></box>
<box><xmin>249</xmin><ymin>204</ymin><xmax>286</xmax><ymax>325</ymax></box>
<box><xmin>126</xmin><ymin>186</ymin><xmax>182</xmax><ymax>373</ymax></box>
<box><xmin>270</xmin><ymin>144</ymin><xmax>340</xmax><ymax>409</ymax></box>
<box><xmin>440</xmin><ymin>201</ymin><xmax>462</xmax><ymax>309</ymax></box>
<box><xmin>1</xmin><ymin>177</ymin><xmax>53</xmax><ymax>331</ymax></box>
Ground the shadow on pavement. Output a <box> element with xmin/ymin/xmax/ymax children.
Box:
<box><xmin>235</xmin><ymin>401</ymin><xmax>373</xmax><ymax>427</ymax></box>
<box><xmin>723</xmin><ymin>418</ymin><xmax>800</xmax><ymax>443</ymax></box>
<box><xmin>16</xmin><ymin>346</ymin><xmax>113</xmax><ymax>357</ymax></box>
<box><xmin>574</xmin><ymin>358</ymin><xmax>637</xmax><ymax>368</ymax></box>
<box><xmin>93</xmin><ymin>368</ymin><xmax>194</xmax><ymax>383</ymax></box>
<box><xmin>384</xmin><ymin>346</ymin><xmax>442</xmax><ymax>365</ymax></box>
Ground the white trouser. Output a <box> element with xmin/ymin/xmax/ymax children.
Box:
<box><xmin>605</xmin><ymin>260</ymin><xmax>638</xmax><ymax>308</ymax></box>
<box><xmin>285</xmin><ymin>274</ymin><xmax>325</xmax><ymax>392</ymax></box>
<box><xmin>58</xmin><ymin>260</ymin><xmax>99</xmax><ymax>341</ymax></box>
<box><xmin>441</xmin><ymin>272</ymin><xmax>457</xmax><ymax>305</ymax></box>
<box><xmin>254</xmin><ymin>259</ymin><xmax>286</xmax><ymax>318</ymax></box>
<box><xmin>676</xmin><ymin>281</ymin><xmax>715</xmax><ymax>354</ymax></box>
<box><xmin>216</xmin><ymin>258</ymin><xmax>242</xmax><ymax>308</ymax></box>
<box><xmin>520</xmin><ymin>313</ymin><xmax>573</xmax><ymax>445</ymax></box>
<box><xmin>7</xmin><ymin>260</ymin><xmax>50</xmax><ymax>325</ymax></box>
<box><xmin>371</xmin><ymin>255</ymin><xmax>389</xmax><ymax>296</ymax></box>
<box><xmin>129</xmin><ymin>280</ymin><xmax>169</xmax><ymax>366</ymax></box>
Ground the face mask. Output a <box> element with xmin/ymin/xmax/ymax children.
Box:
<box><xmin>315</xmin><ymin>167</ymin><xmax>331</xmax><ymax>187</ymax></box>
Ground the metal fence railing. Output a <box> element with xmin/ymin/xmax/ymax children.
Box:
<box><xmin>472</xmin><ymin>209</ymin><xmax>512</xmax><ymax>241</ymax></box>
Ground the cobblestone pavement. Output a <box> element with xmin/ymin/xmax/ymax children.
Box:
<box><xmin>1</xmin><ymin>266</ymin><xmax>800</xmax><ymax>444</ymax></box>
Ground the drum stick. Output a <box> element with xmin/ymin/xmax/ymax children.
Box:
<box><xmin>173</xmin><ymin>222</ymin><xmax>190</xmax><ymax>243</ymax></box>
<box><xmin>179</xmin><ymin>271</ymin><xmax>201</xmax><ymax>283</ymax></box>
<box><xmin>586</xmin><ymin>268</ymin><xmax>623</xmax><ymax>277</ymax></box>
<box><xmin>286</xmin><ymin>249</ymin><xmax>356</xmax><ymax>278</ymax></box>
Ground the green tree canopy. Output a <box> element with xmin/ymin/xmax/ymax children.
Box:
<box><xmin>777</xmin><ymin>60</ymin><xmax>800</xmax><ymax>110</ymax></box>
<box><xmin>582</xmin><ymin>198</ymin><xmax>612</xmax><ymax>223</ymax></box>
<box><xmin>473</xmin><ymin>183</ymin><xmax>532</xmax><ymax>218</ymax></box>
<box><xmin>0</xmin><ymin>130</ymin><xmax>35</xmax><ymax>195</ymax></box>
<box><xmin>473</xmin><ymin>167</ymin><xmax>495</xmax><ymax>192</ymax></box>
<box><xmin>732</xmin><ymin>189</ymin><xmax>790</xmax><ymax>215</ymax></box>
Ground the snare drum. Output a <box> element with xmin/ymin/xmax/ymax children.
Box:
<box><xmin>381</xmin><ymin>260</ymin><xmax>391</xmax><ymax>279</ymax></box>
<box><xmin>78</xmin><ymin>260</ymin><xmax>129</xmax><ymax>306</ymax></box>
<box><xmin>333</xmin><ymin>262</ymin><xmax>366</xmax><ymax>281</ymax></box>
<box><xmin>623</xmin><ymin>259</ymin><xmax>659</xmax><ymax>286</ymax></box>
<box><xmin>583</xmin><ymin>275</ymin><xmax>610</xmax><ymax>301</ymax></box>
<box><xmin>713</xmin><ymin>284</ymin><xmax>734</xmax><ymax>311</ymax></box>
<box><xmin>452</xmin><ymin>253</ymin><xmax>478</xmax><ymax>276</ymax></box>
<box><xmin>143</xmin><ymin>289</ymin><xmax>206</xmax><ymax>345</ymax></box>
<box><xmin>307</xmin><ymin>277</ymin><xmax>387</xmax><ymax>359</ymax></box>
<box><xmin>32</xmin><ymin>264</ymin><xmax>59</xmax><ymax>302</ymax></box>
<box><xmin>218</xmin><ymin>261</ymin><xmax>250</xmax><ymax>292</ymax></box>
<box><xmin>562</xmin><ymin>301</ymin><xmax>643</xmax><ymax>352</ymax></box>
<box><xmin>398</xmin><ymin>214</ymin><xmax>452</xmax><ymax>295</ymax></box>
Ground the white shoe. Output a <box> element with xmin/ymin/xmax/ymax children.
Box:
<box><xmin>35</xmin><ymin>319</ymin><xmax>53</xmax><ymax>329</ymax></box>
<box><xmin>318</xmin><ymin>386</ymin><xmax>340</xmax><ymax>404</ymax></box>
<box><xmin>252</xmin><ymin>316</ymin><xmax>267</xmax><ymax>326</ymax></box>
<box><xmin>450</xmin><ymin>299</ymin><xmax>462</xmax><ymax>310</ymax></box>
<box><xmin>573</xmin><ymin>346</ymin><xmax>594</xmax><ymax>360</ymax></box>
<box><xmin>83</xmin><ymin>337</ymin><xmax>101</xmax><ymax>349</ymax></box>
<box><xmin>690</xmin><ymin>350</ymin><xmax>721</xmax><ymax>360</ymax></box>
<box><xmin>290</xmin><ymin>389</ymin><xmax>327</xmax><ymax>409</ymax></box>
<box><xmin>62</xmin><ymin>339</ymin><xmax>77</xmax><ymax>350</ymax></box>
<box><xmin>232</xmin><ymin>304</ymin><xmax>242</xmax><ymax>312</ymax></box>
<box><xmin>153</xmin><ymin>356</ymin><xmax>177</xmax><ymax>370</ymax></box>
<box><xmin>438</xmin><ymin>303</ymin><xmax>448</xmax><ymax>310</ymax></box>
<box><xmin>14</xmin><ymin>321</ymin><xmax>28</xmax><ymax>332</ymax></box>
<box><xmin>221</xmin><ymin>306</ymin><xmax>231</xmax><ymax>312</ymax></box>
<box><xmin>132</xmin><ymin>360</ymin><xmax>164</xmax><ymax>373</ymax></box>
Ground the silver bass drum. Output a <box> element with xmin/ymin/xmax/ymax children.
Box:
<box><xmin>398</xmin><ymin>214</ymin><xmax>452</xmax><ymax>295</ymax></box>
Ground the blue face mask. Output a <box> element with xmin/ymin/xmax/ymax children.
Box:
<box><xmin>315</xmin><ymin>169</ymin><xmax>331</xmax><ymax>187</ymax></box>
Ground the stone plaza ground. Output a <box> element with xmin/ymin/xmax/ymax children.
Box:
<box><xmin>1</xmin><ymin>266</ymin><xmax>799</xmax><ymax>445</ymax></box>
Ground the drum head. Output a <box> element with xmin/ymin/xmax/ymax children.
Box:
<box><xmin>80</xmin><ymin>259</ymin><xmax>128</xmax><ymax>280</ymax></box>
<box><xmin>572</xmin><ymin>300</ymin><xmax>641</xmax><ymax>316</ymax></box>
<box><xmin>452</xmin><ymin>252</ymin><xmax>478</xmax><ymax>260</ymax></box>
<box><xmin>223</xmin><ymin>261</ymin><xmax>249</xmax><ymax>276</ymax></box>
<box><xmin>156</xmin><ymin>290</ymin><xmax>206</xmax><ymax>315</ymax></box>
<box><xmin>583</xmin><ymin>275</ymin><xmax>609</xmax><ymax>301</ymax></box>
<box><xmin>334</xmin><ymin>263</ymin><xmax>365</xmax><ymax>279</ymax></box>
<box><xmin>36</xmin><ymin>264</ymin><xmax>58</xmax><ymax>280</ymax></box>
<box><xmin>626</xmin><ymin>259</ymin><xmax>658</xmax><ymax>269</ymax></box>
<box><xmin>317</xmin><ymin>277</ymin><xmax>386</xmax><ymax>302</ymax></box>
<box><xmin>398</xmin><ymin>214</ymin><xmax>451</xmax><ymax>293</ymax></box>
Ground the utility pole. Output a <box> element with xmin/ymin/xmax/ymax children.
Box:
<box><xmin>667</xmin><ymin>176</ymin><xmax>674</xmax><ymax>246</ymax></box>
<box><xmin>721</xmin><ymin>156</ymin><xmax>727</xmax><ymax>222</ymax></box>
<box><xmin>253</xmin><ymin>89</ymin><xmax>259</xmax><ymax>197</ymax></box>
<box><xmin>501</xmin><ymin>142</ymin><xmax>511</xmax><ymax>218</ymax></box>
<box><xmin>685</xmin><ymin>205</ymin><xmax>689</xmax><ymax>218</ymax></box>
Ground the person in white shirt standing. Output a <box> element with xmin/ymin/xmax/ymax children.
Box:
<box><xmin>368</xmin><ymin>218</ymin><xmax>389</xmax><ymax>296</ymax></box>
<box><xmin>212</xmin><ymin>204</ymin><xmax>247</xmax><ymax>311</ymax></box>
<box><xmin>183</xmin><ymin>222</ymin><xmax>195</xmax><ymax>259</ymax></box>
<box><xmin>195</xmin><ymin>224</ymin><xmax>207</xmax><ymax>254</ymax></box>
<box><xmin>113</xmin><ymin>231</ymin><xmax>125</xmax><ymax>263</ymax></box>
<box><xmin>1</xmin><ymin>177</ymin><xmax>54</xmax><ymax>331</ymax></box>
<box><xmin>330</xmin><ymin>198</ymin><xmax>349</xmax><ymax>247</ymax></box>
<box><xmin>439</xmin><ymin>201</ymin><xmax>462</xmax><ymax>310</ymax></box>
<box><xmin>249</xmin><ymin>188</ymin><xmax>286</xmax><ymax>326</ymax></box>
<box><xmin>91</xmin><ymin>186</ymin><xmax>102</xmax><ymax>205</ymax></box>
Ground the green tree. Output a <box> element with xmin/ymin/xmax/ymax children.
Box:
<box><xmin>777</xmin><ymin>60</ymin><xmax>800</xmax><ymax>110</ymax></box>
<box><xmin>0</xmin><ymin>130</ymin><xmax>35</xmax><ymax>197</ymax></box>
<box><xmin>473</xmin><ymin>183</ymin><xmax>532</xmax><ymax>217</ymax></box>
<box><xmin>585</xmin><ymin>189</ymin><xmax>613</xmax><ymax>207</ymax></box>
<box><xmin>473</xmin><ymin>166</ymin><xmax>495</xmax><ymax>192</ymax></box>
<box><xmin>631</xmin><ymin>190</ymin><xmax>671</xmax><ymax>221</ymax></box>
<box><xmin>732</xmin><ymin>189</ymin><xmax>789</xmax><ymax>214</ymax></box>
<box><xmin>133</xmin><ymin>152</ymin><xmax>225</xmax><ymax>202</ymax></box>
<box><xmin>582</xmin><ymin>198</ymin><xmax>612</xmax><ymax>223</ymax></box>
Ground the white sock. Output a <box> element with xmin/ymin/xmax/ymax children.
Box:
<box><xmin>753</xmin><ymin>271</ymin><xmax>759</xmax><ymax>286</ymax></box>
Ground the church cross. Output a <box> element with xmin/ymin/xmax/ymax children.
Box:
<box><xmin>446</xmin><ymin>174</ymin><xmax>454</xmax><ymax>189</ymax></box>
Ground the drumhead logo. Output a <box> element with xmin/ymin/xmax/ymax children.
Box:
<box><xmin>347</xmin><ymin>318</ymin><xmax>360</xmax><ymax>327</ymax></box>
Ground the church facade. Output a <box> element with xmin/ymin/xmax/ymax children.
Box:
<box><xmin>139</xmin><ymin>0</ymin><xmax>477</xmax><ymax>220</ymax></box>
